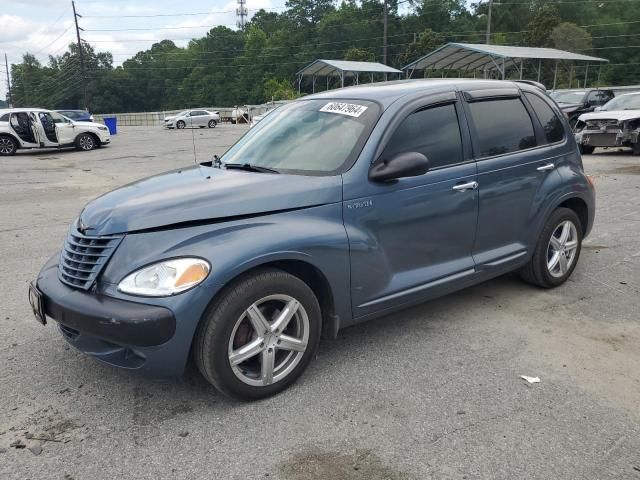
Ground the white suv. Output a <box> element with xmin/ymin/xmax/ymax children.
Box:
<box><xmin>0</xmin><ymin>108</ymin><xmax>111</xmax><ymax>156</ymax></box>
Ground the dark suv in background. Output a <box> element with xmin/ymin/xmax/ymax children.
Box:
<box><xmin>549</xmin><ymin>88</ymin><xmax>615</xmax><ymax>127</ymax></box>
<box><xmin>30</xmin><ymin>80</ymin><xmax>595</xmax><ymax>400</ymax></box>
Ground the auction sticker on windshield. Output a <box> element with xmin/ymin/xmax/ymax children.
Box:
<box><xmin>320</xmin><ymin>102</ymin><xmax>368</xmax><ymax>117</ymax></box>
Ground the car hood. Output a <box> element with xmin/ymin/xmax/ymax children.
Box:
<box><xmin>164</xmin><ymin>116</ymin><xmax>176</xmax><ymax>121</ymax></box>
<box><xmin>577</xmin><ymin>110</ymin><xmax>640</xmax><ymax>122</ymax></box>
<box><xmin>79</xmin><ymin>166</ymin><xmax>342</xmax><ymax>235</ymax></box>
<box><xmin>72</xmin><ymin>120</ymin><xmax>105</xmax><ymax>129</ymax></box>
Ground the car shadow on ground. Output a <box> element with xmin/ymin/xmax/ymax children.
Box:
<box><xmin>56</xmin><ymin>272</ymin><xmax>528</xmax><ymax>409</ymax></box>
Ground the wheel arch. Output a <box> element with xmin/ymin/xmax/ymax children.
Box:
<box><xmin>75</xmin><ymin>131</ymin><xmax>100</xmax><ymax>147</ymax></box>
<box><xmin>204</xmin><ymin>258</ymin><xmax>338</xmax><ymax>339</ymax></box>
<box><xmin>558</xmin><ymin>197</ymin><xmax>589</xmax><ymax>236</ymax></box>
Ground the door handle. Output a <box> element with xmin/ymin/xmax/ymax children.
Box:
<box><xmin>452</xmin><ymin>181</ymin><xmax>478</xmax><ymax>192</ymax></box>
<box><xmin>537</xmin><ymin>163</ymin><xmax>555</xmax><ymax>172</ymax></box>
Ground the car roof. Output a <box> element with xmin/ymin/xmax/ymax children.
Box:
<box><xmin>0</xmin><ymin>107</ymin><xmax>52</xmax><ymax>114</ymax></box>
<box><xmin>303</xmin><ymin>79</ymin><xmax>546</xmax><ymax>107</ymax></box>
<box><xmin>55</xmin><ymin>109</ymin><xmax>88</xmax><ymax>112</ymax></box>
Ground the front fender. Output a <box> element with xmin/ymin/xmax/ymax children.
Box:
<box><xmin>100</xmin><ymin>202</ymin><xmax>351</xmax><ymax>333</ymax></box>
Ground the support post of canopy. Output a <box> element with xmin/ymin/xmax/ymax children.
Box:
<box><xmin>502</xmin><ymin>57</ymin><xmax>505</xmax><ymax>80</ymax></box>
<box><xmin>312</xmin><ymin>75</ymin><xmax>316</xmax><ymax>93</ymax></box>
<box><xmin>553</xmin><ymin>61</ymin><xmax>558</xmax><ymax>90</ymax></box>
<box><xmin>569</xmin><ymin>64</ymin><xmax>574</xmax><ymax>88</ymax></box>
<box><xmin>341</xmin><ymin>70</ymin><xmax>344</xmax><ymax>88</ymax></box>
<box><xmin>597</xmin><ymin>64</ymin><xmax>602</xmax><ymax>87</ymax></box>
<box><xmin>584</xmin><ymin>64</ymin><xmax>589</xmax><ymax>88</ymax></box>
<box><xmin>519</xmin><ymin>59</ymin><xmax>523</xmax><ymax>79</ymax></box>
<box><xmin>298</xmin><ymin>74</ymin><xmax>302</xmax><ymax>94</ymax></box>
<box><xmin>537</xmin><ymin>59</ymin><xmax>541</xmax><ymax>83</ymax></box>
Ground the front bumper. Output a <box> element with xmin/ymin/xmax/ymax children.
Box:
<box><xmin>34</xmin><ymin>254</ymin><xmax>180</xmax><ymax>374</ymax></box>
<box><xmin>575</xmin><ymin>128</ymin><xmax>639</xmax><ymax>148</ymax></box>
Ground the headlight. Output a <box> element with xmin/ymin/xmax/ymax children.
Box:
<box><xmin>98</xmin><ymin>126</ymin><xmax>108</xmax><ymax>131</ymax></box>
<box><xmin>118</xmin><ymin>258</ymin><xmax>210</xmax><ymax>296</ymax></box>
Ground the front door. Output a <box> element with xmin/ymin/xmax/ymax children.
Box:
<box><xmin>51</xmin><ymin>112</ymin><xmax>76</xmax><ymax>144</ymax></box>
<box><xmin>37</xmin><ymin>112</ymin><xmax>60</xmax><ymax>146</ymax></box>
<box><xmin>345</xmin><ymin>96</ymin><xmax>479</xmax><ymax>318</ymax></box>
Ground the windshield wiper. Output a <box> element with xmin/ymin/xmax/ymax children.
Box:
<box><xmin>224</xmin><ymin>163</ymin><xmax>280</xmax><ymax>174</ymax></box>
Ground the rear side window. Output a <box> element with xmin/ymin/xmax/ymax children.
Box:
<box><xmin>0</xmin><ymin>113</ymin><xmax>9</xmax><ymax>122</ymax></box>
<box><xmin>382</xmin><ymin>103</ymin><xmax>463</xmax><ymax>169</ymax></box>
<box><xmin>467</xmin><ymin>98</ymin><xmax>535</xmax><ymax>157</ymax></box>
<box><xmin>524</xmin><ymin>92</ymin><xmax>565</xmax><ymax>144</ymax></box>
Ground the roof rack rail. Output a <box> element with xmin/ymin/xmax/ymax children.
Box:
<box><xmin>514</xmin><ymin>80</ymin><xmax>547</xmax><ymax>92</ymax></box>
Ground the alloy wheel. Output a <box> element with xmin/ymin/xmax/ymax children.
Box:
<box><xmin>228</xmin><ymin>294</ymin><xmax>309</xmax><ymax>387</ymax></box>
<box><xmin>0</xmin><ymin>137</ymin><xmax>15</xmax><ymax>154</ymax></box>
<box><xmin>546</xmin><ymin>220</ymin><xmax>579</xmax><ymax>278</ymax></box>
<box><xmin>79</xmin><ymin>135</ymin><xmax>94</xmax><ymax>150</ymax></box>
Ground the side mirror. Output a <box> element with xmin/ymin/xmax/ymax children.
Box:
<box><xmin>369</xmin><ymin>151</ymin><xmax>429</xmax><ymax>182</ymax></box>
<box><xmin>594</xmin><ymin>106</ymin><xmax>602</xmax><ymax>112</ymax></box>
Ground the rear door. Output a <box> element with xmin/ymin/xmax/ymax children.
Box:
<box><xmin>9</xmin><ymin>112</ymin><xmax>38</xmax><ymax>147</ymax></box>
<box><xmin>463</xmin><ymin>87</ymin><xmax>565</xmax><ymax>271</ymax></box>
<box><xmin>345</xmin><ymin>92</ymin><xmax>479</xmax><ymax>318</ymax></box>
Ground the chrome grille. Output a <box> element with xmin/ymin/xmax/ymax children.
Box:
<box><xmin>58</xmin><ymin>227</ymin><xmax>123</xmax><ymax>290</ymax></box>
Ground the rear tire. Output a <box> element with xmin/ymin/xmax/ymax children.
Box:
<box><xmin>195</xmin><ymin>268</ymin><xmax>321</xmax><ymax>400</ymax></box>
<box><xmin>0</xmin><ymin>135</ymin><xmax>17</xmax><ymax>156</ymax></box>
<box><xmin>579</xmin><ymin>145</ymin><xmax>595</xmax><ymax>155</ymax></box>
<box><xmin>75</xmin><ymin>133</ymin><xmax>97</xmax><ymax>151</ymax></box>
<box><xmin>208</xmin><ymin>120</ymin><xmax>217</xmax><ymax>128</ymax></box>
<box><xmin>520</xmin><ymin>207</ymin><xmax>583</xmax><ymax>288</ymax></box>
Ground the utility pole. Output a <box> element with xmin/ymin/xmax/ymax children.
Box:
<box><xmin>72</xmin><ymin>1</ymin><xmax>87</xmax><ymax>108</ymax></box>
<box><xmin>382</xmin><ymin>0</ymin><xmax>388</xmax><ymax>65</ymax></box>
<box><xmin>4</xmin><ymin>53</ymin><xmax>11</xmax><ymax>107</ymax></box>
<box><xmin>485</xmin><ymin>0</ymin><xmax>493</xmax><ymax>44</ymax></box>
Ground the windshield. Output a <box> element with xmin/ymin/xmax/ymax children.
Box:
<box><xmin>550</xmin><ymin>91</ymin><xmax>587</xmax><ymax>104</ymax></box>
<box><xmin>601</xmin><ymin>94</ymin><xmax>640</xmax><ymax>111</ymax></box>
<box><xmin>221</xmin><ymin>99</ymin><xmax>379</xmax><ymax>175</ymax></box>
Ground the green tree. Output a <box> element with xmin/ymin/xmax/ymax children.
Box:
<box><xmin>522</xmin><ymin>3</ymin><xmax>561</xmax><ymax>47</ymax></box>
<box><xmin>344</xmin><ymin>47</ymin><xmax>375</xmax><ymax>61</ymax></box>
<box><xmin>551</xmin><ymin>22</ymin><xmax>592</xmax><ymax>53</ymax></box>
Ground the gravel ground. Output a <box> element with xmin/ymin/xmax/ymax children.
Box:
<box><xmin>1</xmin><ymin>125</ymin><xmax>639</xmax><ymax>480</ymax></box>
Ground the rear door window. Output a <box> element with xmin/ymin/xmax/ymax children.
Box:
<box><xmin>0</xmin><ymin>113</ymin><xmax>9</xmax><ymax>122</ymax></box>
<box><xmin>467</xmin><ymin>98</ymin><xmax>536</xmax><ymax>157</ymax></box>
<box><xmin>524</xmin><ymin>92</ymin><xmax>565</xmax><ymax>144</ymax></box>
<box><xmin>382</xmin><ymin>103</ymin><xmax>464</xmax><ymax>169</ymax></box>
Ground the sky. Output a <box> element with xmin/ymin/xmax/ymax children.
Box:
<box><xmin>0</xmin><ymin>0</ymin><xmax>281</xmax><ymax>100</ymax></box>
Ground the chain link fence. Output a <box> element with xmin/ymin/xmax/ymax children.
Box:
<box><xmin>92</xmin><ymin>101</ymin><xmax>292</xmax><ymax>127</ymax></box>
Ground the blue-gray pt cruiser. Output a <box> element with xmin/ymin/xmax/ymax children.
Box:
<box><xmin>30</xmin><ymin>80</ymin><xmax>595</xmax><ymax>400</ymax></box>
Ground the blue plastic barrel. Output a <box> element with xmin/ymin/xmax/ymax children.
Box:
<box><xmin>104</xmin><ymin>117</ymin><xmax>117</xmax><ymax>135</ymax></box>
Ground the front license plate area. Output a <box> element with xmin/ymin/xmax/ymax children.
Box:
<box><xmin>28</xmin><ymin>283</ymin><xmax>46</xmax><ymax>325</ymax></box>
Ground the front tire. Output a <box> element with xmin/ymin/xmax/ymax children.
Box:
<box><xmin>195</xmin><ymin>269</ymin><xmax>321</xmax><ymax>400</ymax></box>
<box><xmin>0</xmin><ymin>135</ymin><xmax>17</xmax><ymax>156</ymax></box>
<box><xmin>176</xmin><ymin>120</ymin><xmax>186</xmax><ymax>129</ymax></box>
<box><xmin>75</xmin><ymin>133</ymin><xmax>97</xmax><ymax>151</ymax></box>
<box><xmin>208</xmin><ymin>120</ymin><xmax>217</xmax><ymax>128</ymax></box>
<box><xmin>520</xmin><ymin>207</ymin><xmax>583</xmax><ymax>288</ymax></box>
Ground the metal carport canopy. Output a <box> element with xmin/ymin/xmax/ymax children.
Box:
<box><xmin>402</xmin><ymin>43</ymin><xmax>608</xmax><ymax>74</ymax></box>
<box><xmin>297</xmin><ymin>59</ymin><xmax>402</xmax><ymax>78</ymax></box>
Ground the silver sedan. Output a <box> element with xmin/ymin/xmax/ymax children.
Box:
<box><xmin>163</xmin><ymin>109</ymin><xmax>221</xmax><ymax>129</ymax></box>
